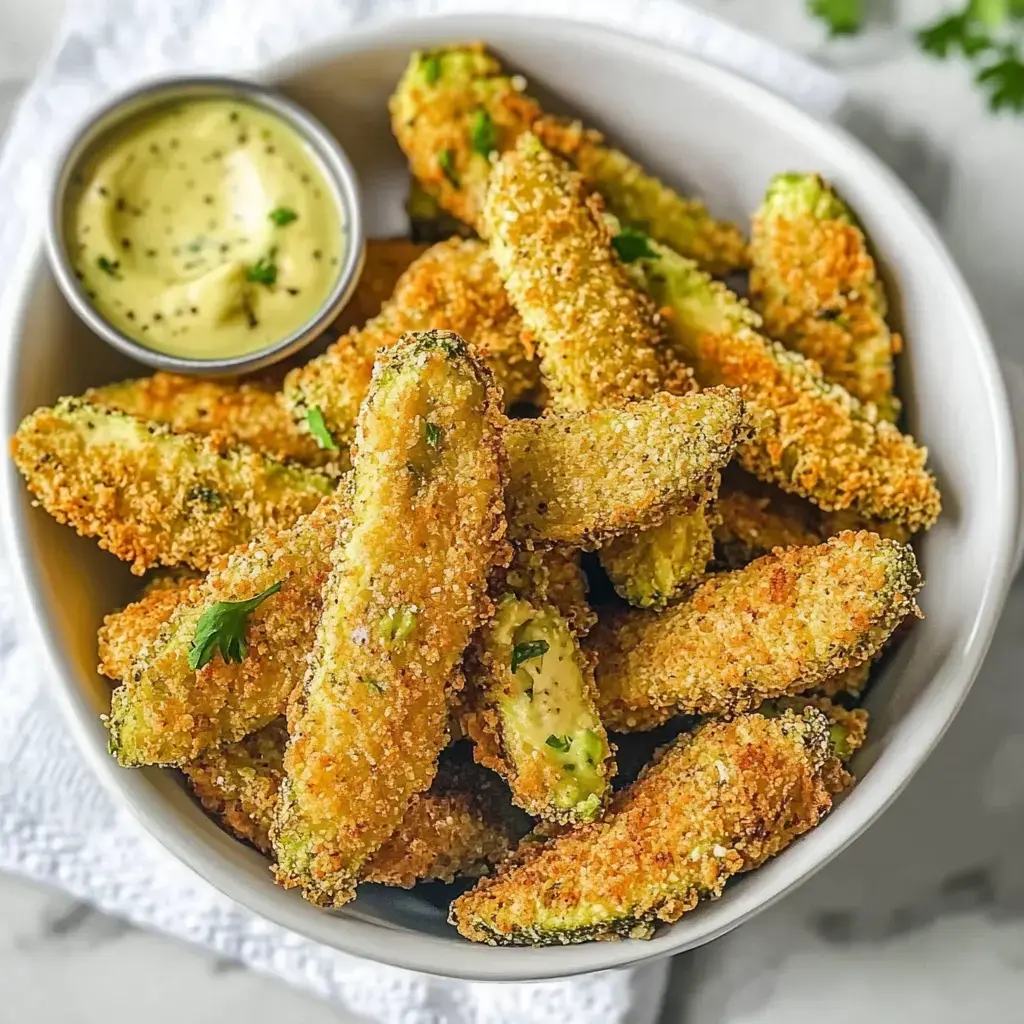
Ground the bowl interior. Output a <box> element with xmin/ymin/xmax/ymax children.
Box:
<box><xmin>1</xmin><ymin>14</ymin><xmax>1015</xmax><ymax>981</ymax></box>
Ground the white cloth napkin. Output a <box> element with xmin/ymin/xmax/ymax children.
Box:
<box><xmin>0</xmin><ymin>2</ymin><xmax>846</xmax><ymax>1021</ymax></box>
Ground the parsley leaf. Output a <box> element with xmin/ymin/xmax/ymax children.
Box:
<box><xmin>425</xmin><ymin>422</ymin><xmax>443</xmax><ymax>448</ymax></box>
<box><xmin>918</xmin><ymin>12</ymin><xmax>992</xmax><ymax>59</ymax></box>
<box><xmin>246</xmin><ymin>247</ymin><xmax>278</xmax><ymax>286</ymax></box>
<box><xmin>306</xmin><ymin>405</ymin><xmax>339</xmax><ymax>451</ymax></box>
<box><xmin>438</xmin><ymin>148</ymin><xmax>460</xmax><ymax>188</ymax></box>
<box><xmin>365</xmin><ymin>679</ymin><xmax>386</xmax><ymax>696</ymax></box>
<box><xmin>545</xmin><ymin>734</ymin><xmax>571</xmax><ymax>753</ymax></box>
<box><xmin>188</xmin><ymin>582</ymin><xmax>282</xmax><ymax>671</ymax></box>
<box><xmin>422</xmin><ymin>53</ymin><xmax>442</xmax><ymax>84</ymax></box>
<box><xmin>96</xmin><ymin>256</ymin><xmax>121</xmax><ymax>279</ymax></box>
<box><xmin>470</xmin><ymin>108</ymin><xmax>499</xmax><ymax>157</ymax></box>
<box><xmin>611</xmin><ymin>228</ymin><xmax>656</xmax><ymax>263</ymax></box>
<box><xmin>511</xmin><ymin>639</ymin><xmax>549</xmax><ymax>674</ymax></box>
<box><xmin>807</xmin><ymin>0</ymin><xmax>863</xmax><ymax>37</ymax></box>
<box><xmin>976</xmin><ymin>47</ymin><xmax>1024</xmax><ymax>111</ymax></box>
<box><xmin>269</xmin><ymin>206</ymin><xmax>298</xmax><ymax>226</ymax></box>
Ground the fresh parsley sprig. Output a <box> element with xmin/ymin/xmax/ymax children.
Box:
<box><xmin>306</xmin><ymin>405</ymin><xmax>339</xmax><ymax>451</ymax></box>
<box><xmin>511</xmin><ymin>639</ymin><xmax>549</xmax><ymax>674</ymax></box>
<box><xmin>188</xmin><ymin>582</ymin><xmax>282</xmax><ymax>671</ymax></box>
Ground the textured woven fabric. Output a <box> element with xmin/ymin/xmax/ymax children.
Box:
<box><xmin>0</xmin><ymin>2</ymin><xmax>844</xmax><ymax>1020</ymax></box>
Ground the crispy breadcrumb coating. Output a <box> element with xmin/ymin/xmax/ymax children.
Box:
<box><xmin>450</xmin><ymin>708</ymin><xmax>837</xmax><ymax>944</ymax></box>
<box><xmin>11</xmin><ymin>399</ymin><xmax>333</xmax><ymax>574</ymax></box>
<box><xmin>812</xmin><ymin>660</ymin><xmax>873</xmax><ymax>700</ymax></box>
<box><xmin>272</xmin><ymin>331</ymin><xmax>509</xmax><ymax>906</ymax></box>
<box><xmin>502</xmin><ymin>546</ymin><xmax>595</xmax><ymax>637</ymax></box>
<box><xmin>712</xmin><ymin>469</ymin><xmax>822</xmax><ymax>571</ymax></box>
<box><xmin>589</xmin><ymin>531</ymin><xmax>921</xmax><ymax>731</ymax></box>
<box><xmin>332</xmin><ymin>238</ymin><xmax>433</xmax><ymax>336</ymax></box>
<box><xmin>284</xmin><ymin>237</ymin><xmax>538</xmax><ymax>446</ymax></box>
<box><xmin>389</xmin><ymin>44</ymin><xmax>746</xmax><ymax>274</ymax></box>
<box><xmin>107</xmin><ymin>489</ymin><xmax>351</xmax><ymax>766</ymax></box>
<box><xmin>463</xmin><ymin>594</ymin><xmax>614</xmax><ymax>824</ymax></box>
<box><xmin>504</xmin><ymin>389</ymin><xmax>745</xmax><ymax>547</ymax></box>
<box><xmin>184</xmin><ymin>722</ymin><xmax>528</xmax><ymax>885</ymax></box>
<box><xmin>750</xmin><ymin>173</ymin><xmax>900</xmax><ymax>419</ymax></box>
<box><xmin>98</xmin><ymin>572</ymin><xmax>197</xmax><ymax>682</ymax></box>
<box><xmin>627</xmin><ymin>234</ymin><xmax>941</xmax><ymax>531</ymax></box>
<box><xmin>482</xmin><ymin>133</ymin><xmax>669</xmax><ymax>412</ymax></box>
<box><xmin>85</xmin><ymin>374</ymin><xmax>332</xmax><ymax>467</ymax></box>
<box><xmin>533</xmin><ymin>115</ymin><xmax>748</xmax><ymax>277</ymax></box>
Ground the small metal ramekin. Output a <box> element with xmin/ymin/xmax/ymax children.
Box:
<box><xmin>46</xmin><ymin>76</ymin><xmax>365</xmax><ymax>376</ymax></box>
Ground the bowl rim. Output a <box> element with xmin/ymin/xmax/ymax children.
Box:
<box><xmin>45</xmin><ymin>74</ymin><xmax>367</xmax><ymax>376</ymax></box>
<box><xmin>1</xmin><ymin>11</ymin><xmax>1018</xmax><ymax>982</ymax></box>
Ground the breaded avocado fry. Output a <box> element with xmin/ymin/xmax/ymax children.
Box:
<box><xmin>10</xmin><ymin>399</ymin><xmax>333</xmax><ymax>574</ymax></box>
<box><xmin>482</xmin><ymin>133</ymin><xmax>667</xmax><ymax>412</ymax></box>
<box><xmin>107</xmin><ymin>489</ymin><xmax>350</xmax><ymax>766</ymax></box>
<box><xmin>484</xmin><ymin>134</ymin><xmax>721</xmax><ymax>605</ymax></box>
<box><xmin>589</xmin><ymin>531</ymin><xmax>921</xmax><ymax>731</ymax></box>
<box><xmin>450</xmin><ymin>708</ymin><xmax>839</xmax><ymax>945</ymax></box>
<box><xmin>750</xmin><ymin>173</ymin><xmax>900</xmax><ymax>419</ymax></box>
<box><xmin>599</xmin><ymin>501</ymin><xmax>715</xmax><ymax>609</ymax></box>
<box><xmin>272</xmin><ymin>331</ymin><xmax>508</xmax><ymax>907</ymax></box>
<box><xmin>86</xmin><ymin>374</ymin><xmax>332</xmax><ymax>466</ymax></box>
<box><xmin>623</xmin><ymin>230</ymin><xmax>941</xmax><ymax>531</ymax></box>
<box><xmin>184</xmin><ymin>722</ymin><xmax>528</xmax><ymax>885</ymax></box>
<box><xmin>464</xmin><ymin>595</ymin><xmax>614</xmax><ymax>823</ymax></box>
<box><xmin>504</xmin><ymin>389</ymin><xmax>745</xmax><ymax>547</ymax></box>
<box><xmin>389</xmin><ymin>44</ymin><xmax>746</xmax><ymax>274</ymax></box>
<box><xmin>283</xmin><ymin>237</ymin><xmax>538</xmax><ymax>446</ymax></box>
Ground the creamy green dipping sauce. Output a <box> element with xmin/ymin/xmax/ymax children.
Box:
<box><xmin>67</xmin><ymin>98</ymin><xmax>344</xmax><ymax>360</ymax></box>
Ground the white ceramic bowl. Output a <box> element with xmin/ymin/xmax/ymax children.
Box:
<box><xmin>1</xmin><ymin>13</ymin><xmax>1019</xmax><ymax>983</ymax></box>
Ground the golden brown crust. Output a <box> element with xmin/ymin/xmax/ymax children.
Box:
<box><xmin>10</xmin><ymin>399</ymin><xmax>333</xmax><ymax>574</ymax></box>
<box><xmin>450</xmin><ymin>710</ymin><xmax>836</xmax><ymax>944</ymax></box>
<box><xmin>483</xmin><ymin>134</ymin><xmax>672</xmax><ymax>413</ymax></box>
<box><xmin>712</xmin><ymin>470</ymin><xmax>822</xmax><ymax>571</ymax></box>
<box><xmin>589</xmin><ymin>531</ymin><xmax>922</xmax><ymax>731</ymax></box>
<box><xmin>504</xmin><ymin>389</ymin><xmax>745</xmax><ymax>547</ymax></box>
<box><xmin>86</xmin><ymin>374</ymin><xmax>332</xmax><ymax>466</ymax></box>
<box><xmin>184</xmin><ymin>722</ymin><xmax>527</xmax><ymax>885</ymax></box>
<box><xmin>284</xmin><ymin>238</ymin><xmax>539</xmax><ymax>445</ymax></box>
<box><xmin>533</xmin><ymin>114</ymin><xmax>748</xmax><ymax>277</ymax></box>
<box><xmin>750</xmin><ymin>177</ymin><xmax>899</xmax><ymax>417</ymax></box>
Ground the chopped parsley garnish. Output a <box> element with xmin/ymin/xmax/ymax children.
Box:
<box><xmin>366</xmin><ymin>679</ymin><xmax>386</xmax><ymax>696</ymax></box>
<box><xmin>470</xmin><ymin>108</ymin><xmax>499</xmax><ymax>157</ymax></box>
<box><xmin>611</xmin><ymin>228</ymin><xmax>656</xmax><ymax>263</ymax></box>
<box><xmin>185</xmin><ymin>485</ymin><xmax>224</xmax><ymax>509</ymax></box>
<box><xmin>269</xmin><ymin>206</ymin><xmax>298</xmax><ymax>226</ymax></box>
<box><xmin>187</xmin><ymin>582</ymin><xmax>283</xmax><ymax>671</ymax></box>
<box><xmin>425</xmin><ymin>422</ymin><xmax>443</xmax><ymax>448</ymax></box>
<box><xmin>96</xmin><ymin>256</ymin><xmax>121</xmax><ymax>279</ymax></box>
<box><xmin>438</xmin><ymin>148</ymin><xmax>460</xmax><ymax>187</ymax></box>
<box><xmin>246</xmin><ymin>247</ymin><xmax>278</xmax><ymax>286</ymax></box>
<box><xmin>807</xmin><ymin>0</ymin><xmax>863</xmax><ymax>37</ymax></box>
<box><xmin>545</xmin><ymin>734</ymin><xmax>572</xmax><ymax>753</ymax></box>
<box><xmin>306</xmin><ymin>405</ymin><xmax>339</xmax><ymax>451</ymax></box>
<box><xmin>511</xmin><ymin>638</ymin><xmax>549</xmax><ymax>674</ymax></box>
<box><xmin>422</xmin><ymin>53</ymin><xmax>442</xmax><ymax>84</ymax></box>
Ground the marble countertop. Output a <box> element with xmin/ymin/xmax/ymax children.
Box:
<box><xmin>2</xmin><ymin>1</ymin><xmax>1023</xmax><ymax>1020</ymax></box>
